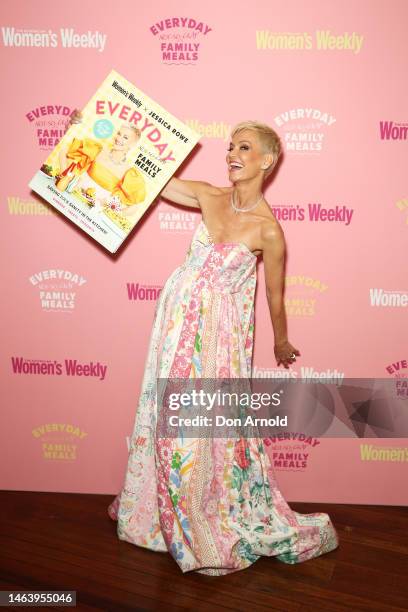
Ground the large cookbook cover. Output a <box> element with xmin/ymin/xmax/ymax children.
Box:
<box><xmin>29</xmin><ymin>69</ymin><xmax>201</xmax><ymax>253</ymax></box>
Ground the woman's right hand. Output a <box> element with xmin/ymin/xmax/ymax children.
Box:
<box><xmin>61</xmin><ymin>108</ymin><xmax>83</xmax><ymax>165</ymax></box>
<box><xmin>68</xmin><ymin>109</ymin><xmax>83</xmax><ymax>128</ymax></box>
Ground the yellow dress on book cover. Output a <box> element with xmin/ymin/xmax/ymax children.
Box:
<box><xmin>66</xmin><ymin>138</ymin><xmax>146</xmax><ymax>206</ymax></box>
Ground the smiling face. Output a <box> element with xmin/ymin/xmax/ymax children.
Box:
<box><xmin>113</xmin><ymin>125</ymin><xmax>140</xmax><ymax>152</ymax></box>
<box><xmin>226</xmin><ymin>129</ymin><xmax>273</xmax><ymax>183</ymax></box>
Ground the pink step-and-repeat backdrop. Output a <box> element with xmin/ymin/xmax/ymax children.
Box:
<box><xmin>1</xmin><ymin>0</ymin><xmax>407</xmax><ymax>505</ymax></box>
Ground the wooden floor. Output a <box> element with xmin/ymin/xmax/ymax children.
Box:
<box><xmin>0</xmin><ymin>492</ymin><xmax>407</xmax><ymax>611</ymax></box>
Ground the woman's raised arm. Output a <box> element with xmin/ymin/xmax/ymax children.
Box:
<box><xmin>160</xmin><ymin>177</ymin><xmax>212</xmax><ymax>209</ymax></box>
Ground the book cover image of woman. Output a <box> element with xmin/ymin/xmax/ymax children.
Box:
<box><xmin>56</xmin><ymin>123</ymin><xmax>146</xmax><ymax>221</ymax></box>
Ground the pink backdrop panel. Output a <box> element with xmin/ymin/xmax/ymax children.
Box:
<box><xmin>0</xmin><ymin>0</ymin><xmax>407</xmax><ymax>504</ymax></box>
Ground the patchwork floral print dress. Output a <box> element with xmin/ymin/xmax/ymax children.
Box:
<box><xmin>108</xmin><ymin>219</ymin><xmax>339</xmax><ymax>576</ymax></box>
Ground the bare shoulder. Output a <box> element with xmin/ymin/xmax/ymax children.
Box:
<box><xmin>160</xmin><ymin>177</ymin><xmax>222</xmax><ymax>209</ymax></box>
<box><xmin>193</xmin><ymin>182</ymin><xmax>228</xmax><ymax>210</ymax></box>
<box><xmin>260</xmin><ymin>213</ymin><xmax>286</xmax><ymax>258</ymax></box>
<box><xmin>193</xmin><ymin>181</ymin><xmax>225</xmax><ymax>199</ymax></box>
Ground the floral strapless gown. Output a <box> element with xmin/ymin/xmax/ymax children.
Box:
<box><xmin>107</xmin><ymin>219</ymin><xmax>339</xmax><ymax>576</ymax></box>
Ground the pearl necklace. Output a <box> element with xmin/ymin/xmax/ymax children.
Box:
<box><xmin>231</xmin><ymin>190</ymin><xmax>263</xmax><ymax>213</ymax></box>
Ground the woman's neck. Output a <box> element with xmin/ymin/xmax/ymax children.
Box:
<box><xmin>110</xmin><ymin>148</ymin><xmax>126</xmax><ymax>163</ymax></box>
<box><xmin>232</xmin><ymin>180</ymin><xmax>264</xmax><ymax>208</ymax></box>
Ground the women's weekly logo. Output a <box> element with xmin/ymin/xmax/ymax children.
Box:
<box><xmin>1</xmin><ymin>27</ymin><xmax>106</xmax><ymax>51</ymax></box>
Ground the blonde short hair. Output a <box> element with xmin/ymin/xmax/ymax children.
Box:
<box><xmin>230</xmin><ymin>120</ymin><xmax>281</xmax><ymax>178</ymax></box>
<box><xmin>129</xmin><ymin>125</ymin><xmax>142</xmax><ymax>139</ymax></box>
<box><xmin>119</xmin><ymin>123</ymin><xmax>142</xmax><ymax>140</ymax></box>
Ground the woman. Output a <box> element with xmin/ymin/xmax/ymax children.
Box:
<box><xmin>70</xmin><ymin>111</ymin><xmax>339</xmax><ymax>574</ymax></box>
<box><xmin>58</xmin><ymin>122</ymin><xmax>146</xmax><ymax>219</ymax></box>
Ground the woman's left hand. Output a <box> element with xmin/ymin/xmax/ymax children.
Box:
<box><xmin>274</xmin><ymin>340</ymin><xmax>301</xmax><ymax>368</ymax></box>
